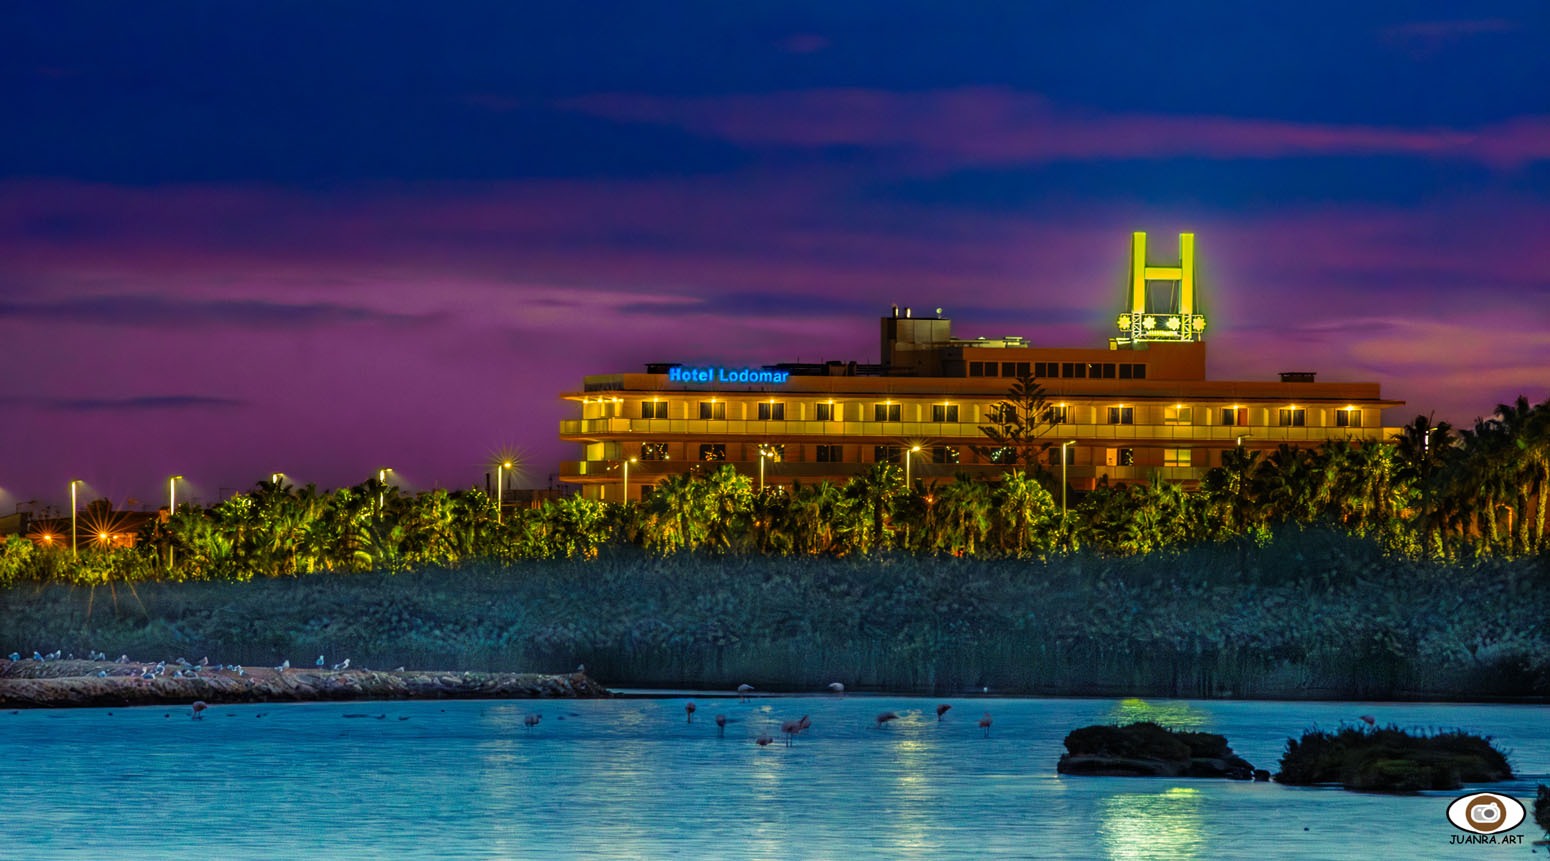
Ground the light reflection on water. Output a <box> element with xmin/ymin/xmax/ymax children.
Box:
<box><xmin>2</xmin><ymin>696</ymin><xmax>1546</xmax><ymax>859</ymax></box>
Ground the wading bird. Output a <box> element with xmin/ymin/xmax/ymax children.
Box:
<box><xmin>191</xmin><ymin>701</ymin><xmax>208</xmax><ymax>720</ymax></box>
<box><xmin>737</xmin><ymin>684</ymin><xmax>754</xmax><ymax>701</ymax></box>
<box><xmin>978</xmin><ymin>713</ymin><xmax>993</xmax><ymax>737</ymax></box>
<box><xmin>755</xmin><ymin>734</ymin><xmax>774</xmax><ymax>747</ymax></box>
<box><xmin>875</xmin><ymin>712</ymin><xmax>899</xmax><ymax>729</ymax></box>
<box><xmin>524</xmin><ymin>714</ymin><xmax>541</xmax><ymax>730</ymax></box>
<box><xmin>1359</xmin><ymin>715</ymin><xmax>1376</xmax><ymax>726</ymax></box>
<box><xmin>936</xmin><ymin>704</ymin><xmax>952</xmax><ymax>721</ymax></box>
<box><xmin>332</xmin><ymin>658</ymin><xmax>350</xmax><ymax>671</ymax></box>
<box><xmin>827</xmin><ymin>682</ymin><xmax>845</xmax><ymax>695</ymax></box>
<box><xmin>716</xmin><ymin>714</ymin><xmax>727</xmax><ymax>737</ymax></box>
<box><xmin>685</xmin><ymin>702</ymin><xmax>697</xmax><ymax>723</ymax></box>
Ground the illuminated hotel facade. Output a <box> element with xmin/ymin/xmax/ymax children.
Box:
<box><xmin>560</xmin><ymin>233</ymin><xmax>1403</xmax><ymax>501</ymax></box>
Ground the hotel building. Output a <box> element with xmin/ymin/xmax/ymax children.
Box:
<box><xmin>560</xmin><ymin>233</ymin><xmax>1403</xmax><ymax>501</ymax></box>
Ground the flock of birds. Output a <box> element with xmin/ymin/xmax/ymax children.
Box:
<box><xmin>8</xmin><ymin>651</ymin><xmax>1000</xmax><ymax>738</ymax></box>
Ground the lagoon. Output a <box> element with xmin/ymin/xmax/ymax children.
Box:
<box><xmin>3</xmin><ymin>695</ymin><xmax>1546</xmax><ymax>859</ymax></box>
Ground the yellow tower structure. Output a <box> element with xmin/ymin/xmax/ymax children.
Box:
<box><xmin>1115</xmin><ymin>231</ymin><xmax>1207</xmax><ymax>346</ymax></box>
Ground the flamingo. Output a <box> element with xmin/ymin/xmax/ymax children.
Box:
<box><xmin>936</xmin><ymin>704</ymin><xmax>952</xmax><ymax>721</ymax></box>
<box><xmin>755</xmin><ymin>734</ymin><xmax>774</xmax><ymax>747</ymax></box>
<box><xmin>685</xmin><ymin>702</ymin><xmax>697</xmax><ymax>723</ymax></box>
<box><xmin>978</xmin><ymin>713</ymin><xmax>993</xmax><ymax>737</ymax></box>
<box><xmin>715</xmin><ymin>714</ymin><xmax>727</xmax><ymax>737</ymax></box>
<box><xmin>875</xmin><ymin>711</ymin><xmax>899</xmax><ymax>729</ymax></box>
<box><xmin>191</xmin><ymin>701</ymin><xmax>208</xmax><ymax>720</ymax></box>
<box><xmin>827</xmin><ymin>682</ymin><xmax>845</xmax><ymax>695</ymax></box>
<box><xmin>781</xmin><ymin>715</ymin><xmax>811</xmax><ymax>746</ymax></box>
<box><xmin>332</xmin><ymin>658</ymin><xmax>351</xmax><ymax>671</ymax></box>
<box><xmin>737</xmin><ymin>683</ymin><xmax>754</xmax><ymax>701</ymax></box>
<box><xmin>524</xmin><ymin>714</ymin><xmax>541</xmax><ymax>730</ymax></box>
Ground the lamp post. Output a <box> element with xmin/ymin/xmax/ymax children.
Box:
<box><xmin>621</xmin><ymin>457</ymin><xmax>636</xmax><ymax>503</ymax></box>
<box><xmin>168</xmin><ymin>475</ymin><xmax>182</xmax><ymax>570</ymax></box>
<box><xmin>904</xmin><ymin>445</ymin><xmax>922</xmax><ymax>488</ymax></box>
<box><xmin>496</xmin><ymin>460</ymin><xmax>513</xmax><ymax>523</ymax></box>
<box><xmin>271</xmin><ymin>472</ymin><xmax>284</xmax><ymax>486</ymax></box>
<box><xmin>69</xmin><ymin>479</ymin><xmax>82</xmax><ymax>560</ymax></box>
<box><xmin>377</xmin><ymin>467</ymin><xmax>392</xmax><ymax>512</ymax></box>
<box><xmin>1061</xmin><ymin>440</ymin><xmax>1076</xmax><ymax>517</ymax></box>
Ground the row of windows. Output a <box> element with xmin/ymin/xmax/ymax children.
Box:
<box><xmin>645</xmin><ymin>402</ymin><xmax>1361</xmax><ymax>427</ymax></box>
<box><xmin>965</xmin><ymin>361</ymin><xmax>1149</xmax><ymax>380</ymax></box>
<box><xmin>646</xmin><ymin>443</ymin><xmax>1199</xmax><ymax>467</ymax></box>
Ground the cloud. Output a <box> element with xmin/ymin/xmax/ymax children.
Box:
<box><xmin>0</xmin><ymin>294</ymin><xmax>436</xmax><ymax>330</ymax></box>
<box><xmin>2</xmin><ymin>394</ymin><xmax>245</xmax><ymax>412</ymax></box>
<box><xmin>565</xmin><ymin>88</ymin><xmax>1550</xmax><ymax>170</ymax></box>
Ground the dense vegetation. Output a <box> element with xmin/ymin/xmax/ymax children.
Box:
<box><xmin>1276</xmin><ymin>725</ymin><xmax>1513</xmax><ymax>792</ymax></box>
<box><xmin>2</xmin><ymin>529</ymin><xmax>1546</xmax><ymax>698</ymax></box>
<box><xmin>1</xmin><ymin>394</ymin><xmax>1546</xmax><ymax>697</ymax></box>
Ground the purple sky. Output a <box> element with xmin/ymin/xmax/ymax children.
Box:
<box><xmin>2</xmin><ymin>4</ymin><xmax>1548</xmax><ymax>509</ymax></box>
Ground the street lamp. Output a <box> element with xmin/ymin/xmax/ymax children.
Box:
<box><xmin>496</xmin><ymin>460</ymin><xmax>514</xmax><ymax>523</ymax></box>
<box><xmin>69</xmin><ymin>479</ymin><xmax>82</xmax><ymax>560</ymax></box>
<box><xmin>168</xmin><ymin>475</ymin><xmax>182</xmax><ymax>570</ymax></box>
<box><xmin>622</xmin><ymin>457</ymin><xmax>637</xmax><ymax>503</ymax></box>
<box><xmin>757</xmin><ymin>445</ymin><xmax>778</xmax><ymax>491</ymax></box>
<box><xmin>377</xmin><ymin>467</ymin><xmax>392</xmax><ymax>511</ymax></box>
<box><xmin>271</xmin><ymin>472</ymin><xmax>285</xmax><ymax>486</ymax></box>
<box><xmin>1061</xmin><ymin>441</ymin><xmax>1076</xmax><ymax>517</ymax></box>
<box><xmin>904</xmin><ymin>445</ymin><xmax>922</xmax><ymax>488</ymax></box>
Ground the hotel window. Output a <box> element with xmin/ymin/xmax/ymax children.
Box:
<box><xmin>640</xmin><ymin>442</ymin><xmax>668</xmax><ymax>461</ymax></box>
<box><xmin>999</xmin><ymin>362</ymin><xmax>1015</xmax><ymax>377</ymax></box>
<box><xmin>1163</xmin><ymin>448</ymin><xmax>1191</xmax><ymax>467</ymax></box>
<box><xmin>759</xmin><ymin>444</ymin><xmax>785</xmax><ymax>463</ymax></box>
<box><xmin>1119</xmin><ymin>448</ymin><xmax>1135</xmax><ymax>466</ymax></box>
<box><xmin>816</xmin><ymin>445</ymin><xmax>843</xmax><ymax>463</ymax></box>
<box><xmin>640</xmin><ymin>401</ymin><xmax>668</xmax><ymax>419</ymax></box>
<box><xmin>1035</xmin><ymin>362</ymin><xmax>1056</xmax><ymax>378</ymax></box>
<box><xmin>1062</xmin><ymin>362</ymin><xmax>1086</xmax><ymax>379</ymax></box>
<box><xmin>815</xmin><ymin>403</ymin><xmax>835</xmax><ymax>421</ymax></box>
<box><xmin>874</xmin><ymin>403</ymin><xmax>901</xmax><ymax>422</ymax></box>
<box><xmin>757</xmin><ymin>402</ymin><xmax>786</xmax><ymax>421</ymax></box>
<box><xmin>987</xmin><ymin>403</ymin><xmax>1016</xmax><ymax>424</ymax></box>
<box><xmin>988</xmin><ymin>447</ymin><xmax>1015</xmax><ymax>464</ymax></box>
<box><xmin>1016</xmin><ymin>362</ymin><xmax>1031</xmax><ymax>378</ymax></box>
<box><xmin>932</xmin><ymin>445</ymin><xmax>960</xmax><ymax>464</ymax></box>
<box><xmin>1118</xmin><ymin>363</ymin><xmax>1147</xmax><ymax>380</ymax></box>
<box><xmin>699</xmin><ymin>401</ymin><xmax>726</xmax><ymax>420</ymax></box>
<box><xmin>1336</xmin><ymin>409</ymin><xmax>1363</xmax><ymax>428</ymax></box>
<box><xmin>1044</xmin><ymin>405</ymin><xmax>1068</xmax><ymax>424</ymax></box>
<box><xmin>1220</xmin><ymin>407</ymin><xmax>1248</xmax><ymax>426</ymax></box>
<box><xmin>932</xmin><ymin>404</ymin><xmax>959</xmax><ymax>422</ymax></box>
<box><xmin>968</xmin><ymin>362</ymin><xmax>989</xmax><ymax>377</ymax></box>
<box><xmin>1107</xmin><ymin>406</ymin><xmax>1134</xmax><ymax>425</ymax></box>
<box><xmin>1047</xmin><ymin>446</ymin><xmax>1076</xmax><ymax>466</ymax></box>
<box><xmin>1278</xmin><ymin>408</ymin><xmax>1306</xmax><ymax>427</ymax></box>
<box><xmin>1164</xmin><ymin>406</ymin><xmax>1193</xmax><ymax>425</ymax></box>
<box><xmin>874</xmin><ymin>445</ymin><xmax>902</xmax><ymax>464</ymax></box>
<box><xmin>698</xmin><ymin>444</ymin><xmax>726</xmax><ymax>462</ymax></box>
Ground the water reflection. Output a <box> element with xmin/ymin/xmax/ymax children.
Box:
<box><xmin>1099</xmin><ymin>786</ymin><xmax>1206</xmax><ymax>861</ymax></box>
<box><xmin>1106</xmin><ymin>697</ymin><xmax>1212</xmax><ymax>730</ymax></box>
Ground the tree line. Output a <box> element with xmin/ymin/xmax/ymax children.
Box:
<box><xmin>1</xmin><ymin>391</ymin><xmax>1546</xmax><ymax>586</ymax></box>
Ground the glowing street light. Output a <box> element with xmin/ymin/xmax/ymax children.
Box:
<box><xmin>271</xmin><ymin>472</ymin><xmax>285</xmax><ymax>486</ymax></box>
<box><xmin>377</xmin><ymin>467</ymin><xmax>392</xmax><ymax>511</ymax></box>
<box><xmin>168</xmin><ymin>475</ymin><xmax>183</xmax><ymax>570</ymax></box>
<box><xmin>69</xmin><ymin>479</ymin><xmax>82</xmax><ymax>560</ymax></box>
<box><xmin>622</xmin><ymin>457</ymin><xmax>637</xmax><ymax>503</ymax></box>
<box><xmin>757</xmin><ymin>445</ymin><xmax>778</xmax><ymax>491</ymax></box>
<box><xmin>904</xmin><ymin>445</ymin><xmax>922</xmax><ymax>488</ymax></box>
<box><xmin>496</xmin><ymin>460</ymin><xmax>514</xmax><ymax>523</ymax></box>
<box><xmin>1061</xmin><ymin>441</ymin><xmax>1077</xmax><ymax>517</ymax></box>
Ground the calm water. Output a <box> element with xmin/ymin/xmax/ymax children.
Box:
<box><xmin>2</xmin><ymin>695</ymin><xmax>1546</xmax><ymax>859</ymax></box>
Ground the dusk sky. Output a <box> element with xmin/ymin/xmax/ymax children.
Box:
<box><xmin>3</xmin><ymin>3</ymin><xmax>1548</xmax><ymax>509</ymax></box>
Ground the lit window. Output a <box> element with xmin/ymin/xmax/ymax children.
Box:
<box><xmin>698</xmin><ymin>444</ymin><xmax>726</xmax><ymax>461</ymax></box>
<box><xmin>1164</xmin><ymin>448</ymin><xmax>1191</xmax><ymax>467</ymax></box>
<box><xmin>815</xmin><ymin>403</ymin><xmax>835</xmax><ymax>421</ymax></box>
<box><xmin>873</xmin><ymin>403</ymin><xmax>901</xmax><ymax>422</ymax></box>
<box><xmin>699</xmin><ymin>402</ymin><xmax>727</xmax><ymax>420</ymax></box>
<box><xmin>1165</xmin><ymin>406</ymin><xmax>1193</xmax><ymax>425</ymax></box>
<box><xmin>640</xmin><ymin>443</ymin><xmax>668</xmax><ymax>461</ymax></box>
<box><xmin>1220</xmin><ymin>407</ymin><xmax>1247</xmax><ymax>426</ymax></box>
<box><xmin>640</xmin><ymin>401</ymin><xmax>668</xmax><ymax>419</ymax></box>
<box><xmin>932</xmin><ymin>404</ymin><xmax>959</xmax><ymax>422</ymax></box>
<box><xmin>757</xmin><ymin>402</ymin><xmax>786</xmax><ymax>421</ymax></box>
<box><xmin>1107</xmin><ymin>406</ymin><xmax>1134</xmax><ymax>425</ymax></box>
<box><xmin>1336</xmin><ymin>409</ymin><xmax>1362</xmax><ymax>428</ymax></box>
<box><xmin>1278</xmin><ymin>408</ymin><xmax>1306</xmax><ymax>427</ymax></box>
<box><xmin>1119</xmin><ymin>448</ymin><xmax>1135</xmax><ymax>466</ymax></box>
<box><xmin>1045</xmin><ymin>405</ymin><xmax>1068</xmax><ymax>424</ymax></box>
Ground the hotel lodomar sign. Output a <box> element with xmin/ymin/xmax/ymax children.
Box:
<box><xmin>667</xmin><ymin>366</ymin><xmax>791</xmax><ymax>384</ymax></box>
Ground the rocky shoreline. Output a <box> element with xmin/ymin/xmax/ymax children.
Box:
<box><xmin>0</xmin><ymin>658</ymin><xmax>611</xmax><ymax>709</ymax></box>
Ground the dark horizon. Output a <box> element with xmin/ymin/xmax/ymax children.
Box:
<box><xmin>3</xmin><ymin>3</ymin><xmax>1548</xmax><ymax>508</ymax></box>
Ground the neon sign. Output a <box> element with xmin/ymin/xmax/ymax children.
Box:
<box><xmin>667</xmin><ymin>366</ymin><xmax>790</xmax><ymax>384</ymax></box>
